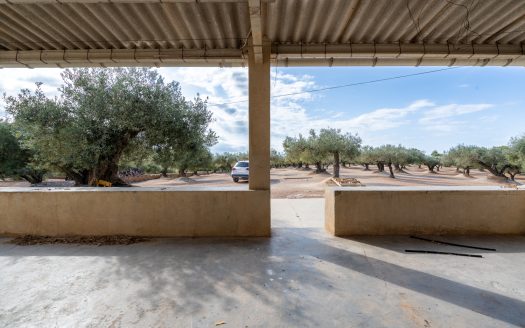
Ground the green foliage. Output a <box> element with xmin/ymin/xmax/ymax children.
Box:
<box><xmin>356</xmin><ymin>146</ymin><xmax>377</xmax><ymax>170</ymax></box>
<box><xmin>5</xmin><ymin>68</ymin><xmax>215</xmax><ymax>185</ymax></box>
<box><xmin>0</xmin><ymin>121</ymin><xmax>24</xmax><ymax>178</ymax></box>
<box><xmin>406</xmin><ymin>148</ymin><xmax>426</xmax><ymax>166</ymax></box>
<box><xmin>355</xmin><ymin>145</ymin><xmax>428</xmax><ymax>177</ymax></box>
<box><xmin>505</xmin><ymin>136</ymin><xmax>525</xmax><ymax>180</ymax></box>
<box><xmin>431</xmin><ymin>150</ymin><xmax>442</xmax><ymax>159</ymax></box>
<box><xmin>442</xmin><ymin>144</ymin><xmax>522</xmax><ymax>178</ymax></box>
<box><xmin>283</xmin><ymin>134</ymin><xmax>312</xmax><ymax>167</ymax></box>
<box><xmin>314</xmin><ymin>128</ymin><xmax>361</xmax><ymax>177</ymax></box>
<box><xmin>284</xmin><ymin>129</ymin><xmax>361</xmax><ymax>177</ymax></box>
<box><xmin>443</xmin><ymin>145</ymin><xmax>479</xmax><ymax>175</ymax></box>
<box><xmin>152</xmin><ymin>96</ymin><xmax>217</xmax><ymax>176</ymax></box>
<box><xmin>314</xmin><ymin>128</ymin><xmax>360</xmax><ymax>158</ymax></box>
<box><xmin>0</xmin><ymin>121</ymin><xmax>44</xmax><ymax>183</ymax></box>
<box><xmin>423</xmin><ymin>155</ymin><xmax>440</xmax><ymax>172</ymax></box>
<box><xmin>212</xmin><ymin>152</ymin><xmax>247</xmax><ymax>172</ymax></box>
<box><xmin>305</xmin><ymin>130</ymin><xmax>330</xmax><ymax>171</ymax></box>
<box><xmin>509</xmin><ymin>135</ymin><xmax>525</xmax><ymax>168</ymax></box>
<box><xmin>270</xmin><ymin>149</ymin><xmax>286</xmax><ymax>168</ymax></box>
<box><xmin>476</xmin><ymin>146</ymin><xmax>508</xmax><ymax>176</ymax></box>
<box><xmin>174</xmin><ymin>146</ymin><xmax>214</xmax><ymax>176</ymax></box>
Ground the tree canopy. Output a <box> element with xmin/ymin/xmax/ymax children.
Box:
<box><xmin>283</xmin><ymin>129</ymin><xmax>361</xmax><ymax>177</ymax></box>
<box><xmin>0</xmin><ymin>121</ymin><xmax>44</xmax><ymax>183</ymax></box>
<box><xmin>4</xmin><ymin>68</ymin><xmax>216</xmax><ymax>185</ymax></box>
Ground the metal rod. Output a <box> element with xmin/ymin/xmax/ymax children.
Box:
<box><xmin>410</xmin><ymin>236</ymin><xmax>496</xmax><ymax>251</ymax></box>
<box><xmin>405</xmin><ymin>250</ymin><xmax>483</xmax><ymax>258</ymax></box>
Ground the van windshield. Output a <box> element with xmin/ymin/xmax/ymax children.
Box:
<box><xmin>235</xmin><ymin>162</ymin><xmax>249</xmax><ymax>168</ymax></box>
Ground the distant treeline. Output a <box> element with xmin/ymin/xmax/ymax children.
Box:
<box><xmin>275</xmin><ymin>128</ymin><xmax>525</xmax><ymax>180</ymax></box>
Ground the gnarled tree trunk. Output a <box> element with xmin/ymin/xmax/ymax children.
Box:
<box><xmin>333</xmin><ymin>152</ymin><xmax>340</xmax><ymax>178</ymax></box>
<box><xmin>19</xmin><ymin>169</ymin><xmax>45</xmax><ymax>185</ymax></box>
<box><xmin>427</xmin><ymin>164</ymin><xmax>437</xmax><ymax>173</ymax></box>
<box><xmin>394</xmin><ymin>163</ymin><xmax>402</xmax><ymax>172</ymax></box>
<box><xmin>85</xmin><ymin>132</ymin><xmax>137</xmax><ymax>186</ymax></box>
<box><xmin>314</xmin><ymin>162</ymin><xmax>324</xmax><ymax>173</ymax></box>
<box><xmin>387</xmin><ymin>163</ymin><xmax>395</xmax><ymax>178</ymax></box>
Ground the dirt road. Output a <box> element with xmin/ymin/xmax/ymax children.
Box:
<box><xmin>135</xmin><ymin>166</ymin><xmax>523</xmax><ymax>198</ymax></box>
<box><xmin>2</xmin><ymin>166</ymin><xmax>522</xmax><ymax>198</ymax></box>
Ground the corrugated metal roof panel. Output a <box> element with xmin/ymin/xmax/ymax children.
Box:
<box><xmin>1</xmin><ymin>0</ymin><xmax>524</xmax><ymax>67</ymax></box>
<box><xmin>0</xmin><ymin>2</ymin><xmax>251</xmax><ymax>50</ymax></box>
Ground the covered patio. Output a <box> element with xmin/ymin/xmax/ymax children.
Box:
<box><xmin>1</xmin><ymin>1</ymin><xmax>525</xmax><ymax>326</ymax></box>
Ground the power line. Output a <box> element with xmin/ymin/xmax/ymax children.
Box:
<box><xmin>207</xmin><ymin>66</ymin><xmax>461</xmax><ymax>107</ymax></box>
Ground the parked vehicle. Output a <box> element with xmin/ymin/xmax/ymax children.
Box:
<box><xmin>231</xmin><ymin>160</ymin><xmax>249</xmax><ymax>182</ymax></box>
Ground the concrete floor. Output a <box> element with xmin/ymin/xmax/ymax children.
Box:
<box><xmin>1</xmin><ymin>199</ymin><xmax>524</xmax><ymax>328</ymax></box>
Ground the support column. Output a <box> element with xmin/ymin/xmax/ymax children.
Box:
<box><xmin>248</xmin><ymin>38</ymin><xmax>270</xmax><ymax>190</ymax></box>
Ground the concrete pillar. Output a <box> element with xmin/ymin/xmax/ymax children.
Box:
<box><xmin>248</xmin><ymin>38</ymin><xmax>270</xmax><ymax>190</ymax></box>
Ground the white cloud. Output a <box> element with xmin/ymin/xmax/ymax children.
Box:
<box><xmin>0</xmin><ymin>68</ymin><xmax>63</xmax><ymax>97</ymax></box>
<box><xmin>419</xmin><ymin>103</ymin><xmax>493</xmax><ymax>124</ymax></box>
<box><xmin>269</xmin><ymin>99</ymin><xmax>438</xmax><ymax>149</ymax></box>
<box><xmin>0</xmin><ymin>68</ymin><xmax>63</xmax><ymax>119</ymax></box>
<box><xmin>417</xmin><ymin>103</ymin><xmax>493</xmax><ymax>134</ymax></box>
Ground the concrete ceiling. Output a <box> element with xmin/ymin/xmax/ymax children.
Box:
<box><xmin>1</xmin><ymin>0</ymin><xmax>524</xmax><ymax>68</ymax></box>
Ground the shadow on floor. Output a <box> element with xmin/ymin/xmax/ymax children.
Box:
<box><xmin>2</xmin><ymin>229</ymin><xmax>524</xmax><ymax>326</ymax></box>
<box><xmin>345</xmin><ymin>235</ymin><xmax>525</xmax><ymax>254</ymax></box>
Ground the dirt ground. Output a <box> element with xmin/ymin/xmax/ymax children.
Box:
<box><xmin>135</xmin><ymin>165</ymin><xmax>525</xmax><ymax>198</ymax></box>
<box><xmin>3</xmin><ymin>165</ymin><xmax>522</xmax><ymax>198</ymax></box>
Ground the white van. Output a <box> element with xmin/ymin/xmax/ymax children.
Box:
<box><xmin>231</xmin><ymin>160</ymin><xmax>249</xmax><ymax>182</ymax></box>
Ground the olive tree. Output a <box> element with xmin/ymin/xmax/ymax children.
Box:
<box><xmin>445</xmin><ymin>145</ymin><xmax>479</xmax><ymax>176</ymax></box>
<box><xmin>476</xmin><ymin>146</ymin><xmax>514</xmax><ymax>178</ymax></box>
<box><xmin>357</xmin><ymin>146</ymin><xmax>376</xmax><ymax>170</ymax></box>
<box><xmin>5</xmin><ymin>68</ymin><xmax>214</xmax><ymax>186</ymax></box>
<box><xmin>270</xmin><ymin>149</ymin><xmax>286</xmax><ymax>168</ymax></box>
<box><xmin>283</xmin><ymin>134</ymin><xmax>311</xmax><ymax>168</ymax></box>
<box><xmin>374</xmin><ymin>145</ymin><xmax>403</xmax><ymax>178</ymax></box>
<box><xmin>506</xmin><ymin>135</ymin><xmax>525</xmax><ymax>180</ymax></box>
<box><xmin>370</xmin><ymin>145</ymin><xmax>422</xmax><ymax>178</ymax></box>
<box><xmin>423</xmin><ymin>155</ymin><xmax>440</xmax><ymax>173</ymax></box>
<box><xmin>315</xmin><ymin>128</ymin><xmax>361</xmax><ymax>178</ymax></box>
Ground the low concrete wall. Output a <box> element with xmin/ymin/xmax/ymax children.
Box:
<box><xmin>0</xmin><ymin>187</ymin><xmax>270</xmax><ymax>237</ymax></box>
<box><xmin>325</xmin><ymin>187</ymin><xmax>525</xmax><ymax>235</ymax></box>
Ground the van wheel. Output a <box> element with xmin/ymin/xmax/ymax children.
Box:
<box><xmin>233</xmin><ymin>178</ymin><xmax>239</xmax><ymax>183</ymax></box>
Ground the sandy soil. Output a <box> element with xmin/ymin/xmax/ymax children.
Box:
<box><xmin>133</xmin><ymin>165</ymin><xmax>525</xmax><ymax>198</ymax></box>
<box><xmin>1</xmin><ymin>166</ymin><xmax>523</xmax><ymax>198</ymax></box>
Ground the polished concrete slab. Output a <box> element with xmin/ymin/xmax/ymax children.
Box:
<box><xmin>1</xmin><ymin>199</ymin><xmax>524</xmax><ymax>327</ymax></box>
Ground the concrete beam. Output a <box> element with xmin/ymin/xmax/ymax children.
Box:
<box><xmin>248</xmin><ymin>36</ymin><xmax>270</xmax><ymax>191</ymax></box>
<box><xmin>0</xmin><ymin>49</ymin><xmax>244</xmax><ymax>68</ymax></box>
<box><xmin>273</xmin><ymin>43</ymin><xmax>523</xmax><ymax>59</ymax></box>
<box><xmin>2</xmin><ymin>43</ymin><xmax>524</xmax><ymax>68</ymax></box>
<box><xmin>272</xmin><ymin>43</ymin><xmax>525</xmax><ymax>67</ymax></box>
<box><xmin>248</xmin><ymin>0</ymin><xmax>263</xmax><ymax>63</ymax></box>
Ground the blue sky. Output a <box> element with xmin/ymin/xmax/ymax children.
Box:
<box><xmin>1</xmin><ymin>66</ymin><xmax>524</xmax><ymax>154</ymax></box>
